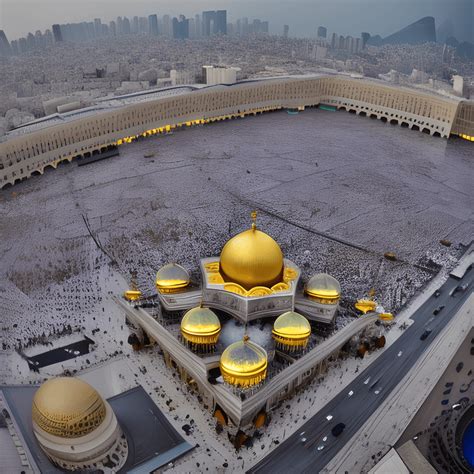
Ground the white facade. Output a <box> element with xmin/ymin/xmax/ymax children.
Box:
<box><xmin>202</xmin><ymin>65</ymin><xmax>240</xmax><ymax>85</ymax></box>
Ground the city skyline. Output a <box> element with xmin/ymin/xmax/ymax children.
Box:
<box><xmin>1</xmin><ymin>0</ymin><xmax>472</xmax><ymax>41</ymax></box>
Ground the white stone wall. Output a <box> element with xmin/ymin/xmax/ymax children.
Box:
<box><xmin>0</xmin><ymin>76</ymin><xmax>468</xmax><ymax>189</ymax></box>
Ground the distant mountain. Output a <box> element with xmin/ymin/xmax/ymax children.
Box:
<box><xmin>383</xmin><ymin>16</ymin><xmax>436</xmax><ymax>45</ymax></box>
<box><xmin>368</xmin><ymin>16</ymin><xmax>437</xmax><ymax>46</ymax></box>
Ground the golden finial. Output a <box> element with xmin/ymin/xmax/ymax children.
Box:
<box><xmin>243</xmin><ymin>334</ymin><xmax>250</xmax><ymax>343</ymax></box>
<box><xmin>251</xmin><ymin>210</ymin><xmax>257</xmax><ymax>230</ymax></box>
<box><xmin>368</xmin><ymin>288</ymin><xmax>376</xmax><ymax>299</ymax></box>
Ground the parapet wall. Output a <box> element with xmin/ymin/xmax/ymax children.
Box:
<box><xmin>0</xmin><ymin>76</ymin><xmax>471</xmax><ymax>189</ymax></box>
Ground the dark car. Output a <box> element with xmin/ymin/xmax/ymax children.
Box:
<box><xmin>331</xmin><ymin>423</ymin><xmax>346</xmax><ymax>437</ymax></box>
<box><xmin>433</xmin><ymin>305</ymin><xmax>445</xmax><ymax>315</ymax></box>
<box><xmin>433</xmin><ymin>289</ymin><xmax>441</xmax><ymax>297</ymax></box>
<box><xmin>451</xmin><ymin>283</ymin><xmax>469</xmax><ymax>296</ymax></box>
<box><xmin>420</xmin><ymin>329</ymin><xmax>432</xmax><ymax>340</ymax></box>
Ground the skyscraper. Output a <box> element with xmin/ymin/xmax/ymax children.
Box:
<box><xmin>148</xmin><ymin>14</ymin><xmax>159</xmax><ymax>36</ymax></box>
<box><xmin>215</xmin><ymin>10</ymin><xmax>227</xmax><ymax>35</ymax></box>
<box><xmin>52</xmin><ymin>24</ymin><xmax>63</xmax><ymax>42</ymax></box>
<box><xmin>0</xmin><ymin>30</ymin><xmax>12</xmax><ymax>56</ymax></box>
<box><xmin>317</xmin><ymin>26</ymin><xmax>327</xmax><ymax>39</ymax></box>
<box><xmin>132</xmin><ymin>16</ymin><xmax>139</xmax><ymax>34</ymax></box>
<box><xmin>202</xmin><ymin>11</ymin><xmax>215</xmax><ymax>37</ymax></box>
<box><xmin>172</xmin><ymin>15</ymin><xmax>189</xmax><ymax>39</ymax></box>
<box><xmin>361</xmin><ymin>32</ymin><xmax>370</xmax><ymax>49</ymax></box>
<box><xmin>94</xmin><ymin>18</ymin><xmax>102</xmax><ymax>37</ymax></box>
<box><xmin>195</xmin><ymin>14</ymin><xmax>201</xmax><ymax>37</ymax></box>
<box><xmin>283</xmin><ymin>25</ymin><xmax>289</xmax><ymax>38</ymax></box>
<box><xmin>122</xmin><ymin>17</ymin><xmax>131</xmax><ymax>35</ymax></box>
<box><xmin>162</xmin><ymin>15</ymin><xmax>172</xmax><ymax>37</ymax></box>
<box><xmin>109</xmin><ymin>21</ymin><xmax>117</xmax><ymax>36</ymax></box>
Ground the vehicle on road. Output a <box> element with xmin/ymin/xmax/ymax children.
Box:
<box><xmin>331</xmin><ymin>423</ymin><xmax>346</xmax><ymax>437</ymax></box>
<box><xmin>433</xmin><ymin>305</ymin><xmax>445</xmax><ymax>315</ymax></box>
<box><xmin>317</xmin><ymin>444</ymin><xmax>325</xmax><ymax>451</ymax></box>
<box><xmin>301</xmin><ymin>437</ymin><xmax>307</xmax><ymax>443</ymax></box>
<box><xmin>450</xmin><ymin>283</ymin><xmax>469</xmax><ymax>296</ymax></box>
<box><xmin>433</xmin><ymin>289</ymin><xmax>441</xmax><ymax>297</ymax></box>
<box><xmin>420</xmin><ymin>329</ymin><xmax>432</xmax><ymax>340</ymax></box>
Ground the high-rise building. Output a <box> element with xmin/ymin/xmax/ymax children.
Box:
<box><xmin>0</xmin><ymin>30</ymin><xmax>12</xmax><ymax>56</ymax></box>
<box><xmin>116</xmin><ymin>17</ymin><xmax>123</xmax><ymax>35</ymax></box>
<box><xmin>202</xmin><ymin>65</ymin><xmax>239</xmax><ymax>85</ymax></box>
<box><xmin>195</xmin><ymin>14</ymin><xmax>201</xmax><ymax>37</ymax></box>
<box><xmin>355</xmin><ymin>37</ymin><xmax>361</xmax><ymax>52</ymax></box>
<box><xmin>283</xmin><ymin>25</ymin><xmax>289</xmax><ymax>38</ymax></box>
<box><xmin>132</xmin><ymin>16</ymin><xmax>139</xmax><ymax>34</ymax></box>
<box><xmin>242</xmin><ymin>17</ymin><xmax>249</xmax><ymax>35</ymax></box>
<box><xmin>52</xmin><ymin>24</ymin><xmax>63</xmax><ymax>42</ymax></box>
<box><xmin>139</xmin><ymin>17</ymin><xmax>148</xmax><ymax>34</ymax></box>
<box><xmin>122</xmin><ymin>17</ymin><xmax>131</xmax><ymax>34</ymax></box>
<box><xmin>361</xmin><ymin>32</ymin><xmax>370</xmax><ymax>49</ymax></box>
<box><xmin>148</xmin><ymin>14</ymin><xmax>159</xmax><ymax>36</ymax></box>
<box><xmin>109</xmin><ymin>21</ymin><xmax>117</xmax><ymax>36</ymax></box>
<box><xmin>94</xmin><ymin>18</ymin><xmax>102</xmax><ymax>37</ymax></box>
<box><xmin>26</xmin><ymin>32</ymin><xmax>36</xmax><ymax>50</ymax></box>
<box><xmin>44</xmin><ymin>29</ymin><xmax>53</xmax><ymax>46</ymax></box>
<box><xmin>215</xmin><ymin>10</ymin><xmax>227</xmax><ymax>35</ymax></box>
<box><xmin>202</xmin><ymin>11</ymin><xmax>215</xmax><ymax>36</ymax></box>
<box><xmin>10</xmin><ymin>40</ymin><xmax>19</xmax><ymax>55</ymax></box>
<box><xmin>317</xmin><ymin>26</ymin><xmax>327</xmax><ymax>39</ymax></box>
<box><xmin>162</xmin><ymin>15</ymin><xmax>172</xmax><ymax>37</ymax></box>
<box><xmin>173</xmin><ymin>15</ymin><xmax>189</xmax><ymax>39</ymax></box>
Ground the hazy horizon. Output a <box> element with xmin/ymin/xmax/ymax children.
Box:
<box><xmin>0</xmin><ymin>0</ymin><xmax>472</xmax><ymax>42</ymax></box>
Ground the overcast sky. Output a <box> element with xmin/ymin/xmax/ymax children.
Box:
<box><xmin>0</xmin><ymin>0</ymin><xmax>472</xmax><ymax>41</ymax></box>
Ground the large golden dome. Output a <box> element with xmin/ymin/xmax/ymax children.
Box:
<box><xmin>305</xmin><ymin>273</ymin><xmax>341</xmax><ymax>304</ymax></box>
<box><xmin>220</xmin><ymin>336</ymin><xmax>268</xmax><ymax>387</ymax></box>
<box><xmin>32</xmin><ymin>377</ymin><xmax>106</xmax><ymax>439</ymax></box>
<box><xmin>220</xmin><ymin>226</ymin><xmax>283</xmax><ymax>290</ymax></box>
<box><xmin>181</xmin><ymin>306</ymin><xmax>221</xmax><ymax>345</ymax></box>
<box><xmin>155</xmin><ymin>263</ymin><xmax>190</xmax><ymax>292</ymax></box>
<box><xmin>272</xmin><ymin>311</ymin><xmax>311</xmax><ymax>349</ymax></box>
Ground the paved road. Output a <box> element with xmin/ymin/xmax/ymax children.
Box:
<box><xmin>249</xmin><ymin>268</ymin><xmax>473</xmax><ymax>474</ymax></box>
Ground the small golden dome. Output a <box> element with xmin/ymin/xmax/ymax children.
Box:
<box><xmin>220</xmin><ymin>227</ymin><xmax>283</xmax><ymax>290</ymax></box>
<box><xmin>32</xmin><ymin>378</ymin><xmax>106</xmax><ymax>439</ymax></box>
<box><xmin>155</xmin><ymin>263</ymin><xmax>190</xmax><ymax>292</ymax></box>
<box><xmin>220</xmin><ymin>336</ymin><xmax>268</xmax><ymax>387</ymax></box>
<box><xmin>273</xmin><ymin>311</ymin><xmax>311</xmax><ymax>349</ymax></box>
<box><xmin>124</xmin><ymin>289</ymin><xmax>142</xmax><ymax>301</ymax></box>
<box><xmin>355</xmin><ymin>299</ymin><xmax>377</xmax><ymax>314</ymax></box>
<box><xmin>305</xmin><ymin>273</ymin><xmax>341</xmax><ymax>304</ymax></box>
<box><xmin>181</xmin><ymin>306</ymin><xmax>221</xmax><ymax>345</ymax></box>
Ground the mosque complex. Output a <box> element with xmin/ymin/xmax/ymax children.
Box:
<box><xmin>119</xmin><ymin>210</ymin><xmax>383</xmax><ymax>430</ymax></box>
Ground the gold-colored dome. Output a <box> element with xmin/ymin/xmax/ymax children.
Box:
<box><xmin>305</xmin><ymin>273</ymin><xmax>341</xmax><ymax>304</ymax></box>
<box><xmin>155</xmin><ymin>263</ymin><xmax>190</xmax><ymax>292</ymax></box>
<box><xmin>220</xmin><ymin>336</ymin><xmax>268</xmax><ymax>387</ymax></box>
<box><xmin>355</xmin><ymin>299</ymin><xmax>377</xmax><ymax>314</ymax></box>
<box><xmin>220</xmin><ymin>227</ymin><xmax>283</xmax><ymax>290</ymax></box>
<box><xmin>181</xmin><ymin>306</ymin><xmax>221</xmax><ymax>345</ymax></box>
<box><xmin>32</xmin><ymin>377</ymin><xmax>106</xmax><ymax>439</ymax></box>
<box><xmin>272</xmin><ymin>311</ymin><xmax>311</xmax><ymax>349</ymax></box>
